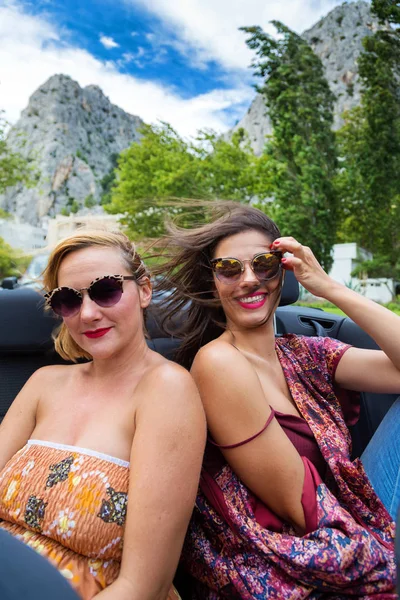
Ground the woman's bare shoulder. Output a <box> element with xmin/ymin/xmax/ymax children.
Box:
<box><xmin>133</xmin><ymin>361</ymin><xmax>206</xmax><ymax>443</ymax></box>
<box><xmin>24</xmin><ymin>363</ymin><xmax>82</xmax><ymax>395</ymax></box>
<box><xmin>140</xmin><ymin>360</ymin><xmax>200</xmax><ymax>396</ymax></box>
<box><xmin>138</xmin><ymin>360</ymin><xmax>202</xmax><ymax>408</ymax></box>
<box><xmin>192</xmin><ymin>338</ymin><xmax>248</xmax><ymax>375</ymax></box>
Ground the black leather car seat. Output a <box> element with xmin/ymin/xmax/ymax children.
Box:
<box><xmin>0</xmin><ymin>287</ymin><xmax>66</xmax><ymax>422</ymax></box>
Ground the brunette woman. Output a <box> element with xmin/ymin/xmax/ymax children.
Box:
<box><xmin>156</xmin><ymin>201</ymin><xmax>399</xmax><ymax>598</ymax></box>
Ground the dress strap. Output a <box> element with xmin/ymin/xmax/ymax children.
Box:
<box><xmin>208</xmin><ymin>408</ymin><xmax>276</xmax><ymax>450</ymax></box>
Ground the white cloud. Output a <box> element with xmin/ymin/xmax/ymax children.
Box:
<box><xmin>99</xmin><ymin>35</ymin><xmax>120</xmax><ymax>49</ymax></box>
<box><xmin>120</xmin><ymin>47</ymin><xmax>146</xmax><ymax>68</ymax></box>
<box><xmin>130</xmin><ymin>0</ymin><xmax>343</xmax><ymax>70</ymax></box>
<box><xmin>0</xmin><ymin>2</ymin><xmax>253</xmax><ymax>137</ymax></box>
<box><xmin>144</xmin><ymin>27</ymin><xmax>210</xmax><ymax>70</ymax></box>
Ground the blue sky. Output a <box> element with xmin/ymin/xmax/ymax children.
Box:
<box><xmin>23</xmin><ymin>0</ymin><xmax>229</xmax><ymax>97</ymax></box>
<box><xmin>0</xmin><ymin>0</ymin><xmax>345</xmax><ymax>136</ymax></box>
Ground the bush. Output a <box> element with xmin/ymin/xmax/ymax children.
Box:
<box><xmin>0</xmin><ymin>237</ymin><xmax>30</xmax><ymax>278</ymax></box>
<box><xmin>385</xmin><ymin>302</ymin><xmax>400</xmax><ymax>315</ymax></box>
<box><xmin>84</xmin><ymin>194</ymin><xmax>96</xmax><ymax>208</ymax></box>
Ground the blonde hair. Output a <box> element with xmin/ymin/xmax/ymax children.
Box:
<box><xmin>43</xmin><ymin>229</ymin><xmax>149</xmax><ymax>362</ymax></box>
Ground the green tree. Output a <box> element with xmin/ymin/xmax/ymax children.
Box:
<box><xmin>84</xmin><ymin>194</ymin><xmax>96</xmax><ymax>208</ymax></box>
<box><xmin>0</xmin><ymin>208</ymin><xmax>12</xmax><ymax>219</ymax></box>
<box><xmin>106</xmin><ymin>123</ymin><xmax>260</xmax><ymax>238</ymax></box>
<box><xmin>336</xmin><ymin>0</ymin><xmax>400</xmax><ymax>275</ymax></box>
<box><xmin>105</xmin><ymin>123</ymin><xmax>206</xmax><ymax>237</ymax></box>
<box><xmin>241</xmin><ymin>22</ymin><xmax>338</xmax><ymax>271</ymax></box>
<box><xmin>100</xmin><ymin>153</ymin><xmax>119</xmax><ymax>206</ymax></box>
<box><xmin>0</xmin><ymin>112</ymin><xmax>36</xmax><ymax>193</ymax></box>
<box><xmin>0</xmin><ymin>236</ymin><xmax>29</xmax><ymax>279</ymax></box>
<box><xmin>351</xmin><ymin>256</ymin><xmax>400</xmax><ymax>282</ymax></box>
<box><xmin>195</xmin><ymin>128</ymin><xmax>260</xmax><ymax>201</ymax></box>
<box><xmin>61</xmin><ymin>198</ymin><xmax>80</xmax><ymax>216</ymax></box>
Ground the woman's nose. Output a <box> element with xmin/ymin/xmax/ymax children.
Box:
<box><xmin>241</xmin><ymin>263</ymin><xmax>258</xmax><ymax>283</ymax></box>
<box><xmin>79</xmin><ymin>293</ymin><xmax>101</xmax><ymax>320</ymax></box>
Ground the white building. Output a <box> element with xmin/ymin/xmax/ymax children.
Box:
<box><xmin>46</xmin><ymin>212</ymin><xmax>123</xmax><ymax>248</ymax></box>
<box><xmin>329</xmin><ymin>243</ymin><xmax>397</xmax><ymax>303</ymax></box>
<box><xmin>0</xmin><ymin>218</ymin><xmax>46</xmax><ymax>252</ymax></box>
<box><xmin>357</xmin><ymin>278</ymin><xmax>397</xmax><ymax>303</ymax></box>
<box><xmin>330</xmin><ymin>243</ymin><xmax>372</xmax><ymax>286</ymax></box>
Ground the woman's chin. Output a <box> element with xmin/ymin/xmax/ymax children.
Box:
<box><xmin>228</xmin><ymin>312</ymin><xmax>273</xmax><ymax>332</ymax></box>
<box><xmin>78</xmin><ymin>339</ymin><xmax>116</xmax><ymax>361</ymax></box>
<box><xmin>227</xmin><ymin>302</ymin><xmax>272</xmax><ymax>325</ymax></box>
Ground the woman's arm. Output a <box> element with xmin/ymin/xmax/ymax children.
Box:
<box><xmin>0</xmin><ymin>368</ymin><xmax>44</xmax><ymax>470</ymax></box>
<box><xmin>323</xmin><ymin>286</ymin><xmax>400</xmax><ymax>392</ymax></box>
<box><xmin>273</xmin><ymin>237</ymin><xmax>400</xmax><ymax>393</ymax></box>
<box><xmin>96</xmin><ymin>363</ymin><xmax>206</xmax><ymax>600</ymax></box>
<box><xmin>191</xmin><ymin>341</ymin><xmax>307</xmax><ymax>534</ymax></box>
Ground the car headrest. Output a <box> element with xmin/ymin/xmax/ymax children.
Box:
<box><xmin>0</xmin><ymin>273</ymin><xmax>298</xmax><ymax>354</ymax></box>
<box><xmin>279</xmin><ymin>270</ymin><xmax>299</xmax><ymax>306</ymax></box>
<box><xmin>0</xmin><ymin>287</ymin><xmax>60</xmax><ymax>353</ymax></box>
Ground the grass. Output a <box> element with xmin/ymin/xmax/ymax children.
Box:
<box><xmin>295</xmin><ymin>301</ymin><xmax>400</xmax><ymax>317</ymax></box>
<box><xmin>295</xmin><ymin>302</ymin><xmax>346</xmax><ymax>316</ymax></box>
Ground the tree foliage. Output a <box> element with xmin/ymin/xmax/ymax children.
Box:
<box><xmin>0</xmin><ymin>236</ymin><xmax>30</xmax><ymax>279</ymax></box>
<box><xmin>351</xmin><ymin>256</ymin><xmax>400</xmax><ymax>282</ymax></box>
<box><xmin>241</xmin><ymin>22</ymin><xmax>338</xmax><ymax>271</ymax></box>
<box><xmin>336</xmin><ymin>0</ymin><xmax>400</xmax><ymax>276</ymax></box>
<box><xmin>105</xmin><ymin>123</ymin><xmax>260</xmax><ymax>238</ymax></box>
<box><xmin>194</xmin><ymin>128</ymin><xmax>260</xmax><ymax>201</ymax></box>
<box><xmin>100</xmin><ymin>152</ymin><xmax>120</xmax><ymax>206</ymax></box>
<box><xmin>0</xmin><ymin>112</ymin><xmax>36</xmax><ymax>194</ymax></box>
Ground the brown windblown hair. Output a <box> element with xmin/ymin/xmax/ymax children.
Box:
<box><xmin>153</xmin><ymin>201</ymin><xmax>281</xmax><ymax>368</ymax></box>
<box><xmin>43</xmin><ymin>229</ymin><xmax>149</xmax><ymax>363</ymax></box>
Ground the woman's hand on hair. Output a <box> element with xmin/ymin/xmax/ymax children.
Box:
<box><xmin>271</xmin><ymin>237</ymin><xmax>336</xmax><ymax>299</ymax></box>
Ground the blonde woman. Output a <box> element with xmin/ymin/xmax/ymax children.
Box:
<box><xmin>0</xmin><ymin>230</ymin><xmax>205</xmax><ymax>600</ymax></box>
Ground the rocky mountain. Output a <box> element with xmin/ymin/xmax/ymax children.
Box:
<box><xmin>234</xmin><ymin>1</ymin><xmax>382</xmax><ymax>155</ymax></box>
<box><xmin>1</xmin><ymin>2</ymin><xmax>385</xmax><ymax>223</ymax></box>
<box><xmin>0</xmin><ymin>74</ymin><xmax>143</xmax><ymax>224</ymax></box>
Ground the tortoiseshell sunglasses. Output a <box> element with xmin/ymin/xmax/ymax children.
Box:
<box><xmin>210</xmin><ymin>251</ymin><xmax>282</xmax><ymax>285</ymax></box>
<box><xmin>44</xmin><ymin>274</ymin><xmax>136</xmax><ymax>317</ymax></box>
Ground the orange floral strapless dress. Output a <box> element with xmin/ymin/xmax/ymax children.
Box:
<box><xmin>0</xmin><ymin>440</ymin><xmax>180</xmax><ymax>599</ymax></box>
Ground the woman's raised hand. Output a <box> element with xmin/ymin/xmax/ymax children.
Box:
<box><xmin>271</xmin><ymin>237</ymin><xmax>334</xmax><ymax>299</ymax></box>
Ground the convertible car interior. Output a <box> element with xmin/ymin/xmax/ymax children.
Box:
<box><xmin>1</xmin><ymin>270</ymin><xmax>397</xmax><ymax>456</ymax></box>
<box><xmin>0</xmin><ymin>273</ymin><xmax>398</xmax><ymax>597</ymax></box>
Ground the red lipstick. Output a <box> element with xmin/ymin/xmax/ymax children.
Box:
<box><xmin>83</xmin><ymin>327</ymin><xmax>112</xmax><ymax>338</ymax></box>
<box><xmin>236</xmin><ymin>292</ymin><xmax>267</xmax><ymax>310</ymax></box>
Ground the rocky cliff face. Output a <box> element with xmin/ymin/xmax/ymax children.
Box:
<box><xmin>234</xmin><ymin>1</ymin><xmax>382</xmax><ymax>155</ymax></box>
<box><xmin>0</xmin><ymin>74</ymin><xmax>143</xmax><ymax>224</ymax></box>
<box><xmin>1</xmin><ymin>2</ymin><xmax>384</xmax><ymax>223</ymax></box>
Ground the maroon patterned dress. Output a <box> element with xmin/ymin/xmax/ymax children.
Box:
<box><xmin>183</xmin><ymin>335</ymin><xmax>396</xmax><ymax>599</ymax></box>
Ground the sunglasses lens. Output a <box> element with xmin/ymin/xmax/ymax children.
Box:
<box><xmin>213</xmin><ymin>259</ymin><xmax>242</xmax><ymax>284</ymax></box>
<box><xmin>252</xmin><ymin>253</ymin><xmax>281</xmax><ymax>280</ymax></box>
<box><xmin>50</xmin><ymin>288</ymin><xmax>82</xmax><ymax>318</ymax></box>
<box><xmin>90</xmin><ymin>277</ymin><xmax>123</xmax><ymax>307</ymax></box>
